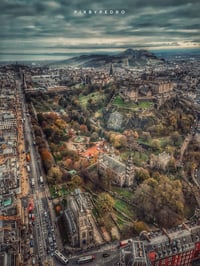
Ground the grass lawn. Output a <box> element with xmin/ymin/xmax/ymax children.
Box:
<box><xmin>154</xmin><ymin>137</ymin><xmax>170</xmax><ymax>148</ymax></box>
<box><xmin>116</xmin><ymin>213</ymin><xmax>128</xmax><ymax>228</ymax></box>
<box><xmin>79</xmin><ymin>92</ymin><xmax>106</xmax><ymax>109</ymax></box>
<box><xmin>49</xmin><ymin>186</ymin><xmax>58</xmax><ymax>198</ymax></box>
<box><xmin>121</xmin><ymin>151</ymin><xmax>149</xmax><ymax>166</ymax></box>
<box><xmin>58</xmin><ymin>187</ymin><xmax>69</xmax><ymax>197</ymax></box>
<box><xmin>137</xmin><ymin>101</ymin><xmax>153</xmax><ymax>109</ymax></box>
<box><xmin>112</xmin><ymin>95</ymin><xmax>153</xmax><ymax>110</ymax></box>
<box><xmin>112</xmin><ymin>187</ymin><xmax>134</xmax><ymax>200</ymax></box>
<box><xmin>114</xmin><ymin>199</ymin><xmax>135</xmax><ymax>220</ymax></box>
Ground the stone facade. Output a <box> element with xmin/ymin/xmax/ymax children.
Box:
<box><xmin>120</xmin><ymin>81</ymin><xmax>175</xmax><ymax>103</ymax></box>
<box><xmin>150</xmin><ymin>152</ymin><xmax>171</xmax><ymax>170</ymax></box>
<box><xmin>63</xmin><ymin>189</ymin><xmax>95</xmax><ymax>248</ymax></box>
<box><xmin>97</xmin><ymin>153</ymin><xmax>135</xmax><ymax>187</ymax></box>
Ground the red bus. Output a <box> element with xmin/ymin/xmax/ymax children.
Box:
<box><xmin>28</xmin><ymin>199</ymin><xmax>34</xmax><ymax>212</ymax></box>
<box><xmin>119</xmin><ymin>239</ymin><xmax>133</xmax><ymax>248</ymax></box>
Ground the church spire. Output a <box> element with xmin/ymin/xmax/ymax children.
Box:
<box><xmin>125</xmin><ymin>147</ymin><xmax>135</xmax><ymax>187</ymax></box>
<box><xmin>109</xmin><ymin>63</ymin><xmax>113</xmax><ymax>76</ymax></box>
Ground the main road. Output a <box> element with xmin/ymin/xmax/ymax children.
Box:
<box><xmin>17</xmin><ymin>79</ymin><xmax>55</xmax><ymax>265</ymax></box>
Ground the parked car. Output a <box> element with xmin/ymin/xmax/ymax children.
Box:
<box><xmin>32</xmin><ymin>257</ymin><xmax>36</xmax><ymax>265</ymax></box>
<box><xmin>102</xmin><ymin>253</ymin><xmax>110</xmax><ymax>257</ymax></box>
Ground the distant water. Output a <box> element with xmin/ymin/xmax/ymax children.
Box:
<box><xmin>0</xmin><ymin>54</ymin><xmax>72</xmax><ymax>63</ymax></box>
<box><xmin>152</xmin><ymin>48</ymin><xmax>200</xmax><ymax>59</ymax></box>
<box><xmin>0</xmin><ymin>48</ymin><xmax>200</xmax><ymax>63</ymax></box>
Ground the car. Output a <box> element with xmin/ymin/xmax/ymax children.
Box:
<box><xmin>31</xmin><ymin>214</ymin><xmax>35</xmax><ymax>220</ymax></box>
<box><xmin>32</xmin><ymin>257</ymin><xmax>36</xmax><ymax>265</ymax></box>
<box><xmin>102</xmin><ymin>253</ymin><xmax>110</xmax><ymax>257</ymax></box>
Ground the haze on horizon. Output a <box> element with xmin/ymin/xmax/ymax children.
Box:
<box><xmin>0</xmin><ymin>0</ymin><xmax>200</xmax><ymax>61</ymax></box>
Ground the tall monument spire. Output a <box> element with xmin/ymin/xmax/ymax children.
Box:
<box><xmin>125</xmin><ymin>147</ymin><xmax>135</xmax><ymax>187</ymax></box>
<box><xmin>109</xmin><ymin>63</ymin><xmax>113</xmax><ymax>76</ymax></box>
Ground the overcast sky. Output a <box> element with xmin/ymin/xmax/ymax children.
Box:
<box><xmin>0</xmin><ymin>0</ymin><xmax>200</xmax><ymax>61</ymax></box>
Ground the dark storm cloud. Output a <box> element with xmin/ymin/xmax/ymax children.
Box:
<box><xmin>0</xmin><ymin>0</ymin><xmax>199</xmax><ymax>60</ymax></box>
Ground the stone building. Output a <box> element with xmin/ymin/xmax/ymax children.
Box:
<box><xmin>121</xmin><ymin>223</ymin><xmax>200</xmax><ymax>266</ymax></box>
<box><xmin>120</xmin><ymin>86</ymin><xmax>138</xmax><ymax>102</ymax></box>
<box><xmin>63</xmin><ymin>189</ymin><xmax>95</xmax><ymax>248</ymax></box>
<box><xmin>97</xmin><ymin>153</ymin><xmax>135</xmax><ymax>187</ymax></box>
<box><xmin>120</xmin><ymin>81</ymin><xmax>175</xmax><ymax>103</ymax></box>
<box><xmin>151</xmin><ymin>81</ymin><xmax>175</xmax><ymax>94</ymax></box>
<box><xmin>150</xmin><ymin>152</ymin><xmax>171</xmax><ymax>171</ymax></box>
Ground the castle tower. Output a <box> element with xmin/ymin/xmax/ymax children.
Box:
<box><xmin>125</xmin><ymin>58</ymin><xmax>129</xmax><ymax>67</ymax></box>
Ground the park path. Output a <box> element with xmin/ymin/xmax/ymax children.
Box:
<box><xmin>178</xmin><ymin>133</ymin><xmax>192</xmax><ymax>164</ymax></box>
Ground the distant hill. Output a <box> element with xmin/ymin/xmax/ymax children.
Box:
<box><xmin>48</xmin><ymin>48</ymin><xmax>164</xmax><ymax>68</ymax></box>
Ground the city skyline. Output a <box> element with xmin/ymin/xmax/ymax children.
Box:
<box><xmin>0</xmin><ymin>0</ymin><xmax>200</xmax><ymax>61</ymax></box>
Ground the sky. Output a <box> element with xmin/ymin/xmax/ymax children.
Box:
<box><xmin>0</xmin><ymin>0</ymin><xmax>200</xmax><ymax>61</ymax></box>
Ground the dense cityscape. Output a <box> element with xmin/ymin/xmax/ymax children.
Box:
<box><xmin>0</xmin><ymin>49</ymin><xmax>200</xmax><ymax>266</ymax></box>
<box><xmin>1</xmin><ymin>0</ymin><xmax>200</xmax><ymax>265</ymax></box>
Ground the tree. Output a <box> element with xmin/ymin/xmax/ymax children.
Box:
<box><xmin>90</xmin><ymin>132</ymin><xmax>99</xmax><ymax>142</ymax></box>
<box><xmin>151</xmin><ymin>139</ymin><xmax>161</xmax><ymax>151</ymax></box>
<box><xmin>96</xmin><ymin>193</ymin><xmax>115</xmax><ymax>216</ymax></box>
<box><xmin>43</xmin><ymin>126</ymin><xmax>53</xmax><ymax>139</ymax></box>
<box><xmin>33</xmin><ymin>125</ymin><xmax>42</xmax><ymax>137</ymax></box>
<box><xmin>48</xmin><ymin>166</ymin><xmax>63</xmax><ymax>184</ymax></box>
<box><xmin>55</xmin><ymin>118</ymin><xmax>67</xmax><ymax>130</ymax></box>
<box><xmin>36</xmin><ymin>136</ymin><xmax>47</xmax><ymax>150</ymax></box>
<box><xmin>135</xmin><ymin>168</ymin><xmax>150</xmax><ymax>184</ymax></box>
<box><xmin>80</xmin><ymin>124</ymin><xmax>88</xmax><ymax>134</ymax></box>
<box><xmin>133</xmin><ymin>131</ymin><xmax>139</xmax><ymax>139</ymax></box>
<box><xmin>170</xmin><ymin>131</ymin><xmax>182</xmax><ymax>146</ymax></box>
<box><xmin>40</xmin><ymin>149</ymin><xmax>54</xmax><ymax>172</ymax></box>
<box><xmin>100</xmin><ymin>168</ymin><xmax>115</xmax><ymax>190</ymax></box>
<box><xmin>68</xmin><ymin>175</ymin><xmax>83</xmax><ymax>190</ymax></box>
<box><xmin>133</xmin><ymin>175</ymin><xmax>185</xmax><ymax>228</ymax></box>
<box><xmin>37</xmin><ymin>112</ymin><xmax>45</xmax><ymax>125</ymax></box>
<box><xmin>167</xmin><ymin>158</ymin><xmax>177</xmax><ymax>173</ymax></box>
<box><xmin>110</xmin><ymin>133</ymin><xmax>127</xmax><ymax>149</ymax></box>
<box><xmin>141</xmin><ymin>132</ymin><xmax>151</xmax><ymax>143</ymax></box>
<box><xmin>133</xmin><ymin>221</ymin><xmax>150</xmax><ymax>234</ymax></box>
<box><xmin>65</xmin><ymin>158</ymin><xmax>73</xmax><ymax>169</ymax></box>
<box><xmin>168</xmin><ymin>113</ymin><xmax>177</xmax><ymax>130</ymax></box>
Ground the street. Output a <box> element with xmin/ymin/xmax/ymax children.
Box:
<box><xmin>18</xmin><ymin>79</ymin><xmax>56</xmax><ymax>265</ymax></box>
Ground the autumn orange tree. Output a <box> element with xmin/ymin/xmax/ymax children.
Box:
<box><xmin>40</xmin><ymin>149</ymin><xmax>54</xmax><ymax>172</ymax></box>
<box><xmin>79</xmin><ymin>124</ymin><xmax>88</xmax><ymax>134</ymax></box>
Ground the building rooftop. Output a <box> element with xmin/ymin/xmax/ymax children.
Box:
<box><xmin>99</xmin><ymin>154</ymin><xmax>125</xmax><ymax>175</ymax></box>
